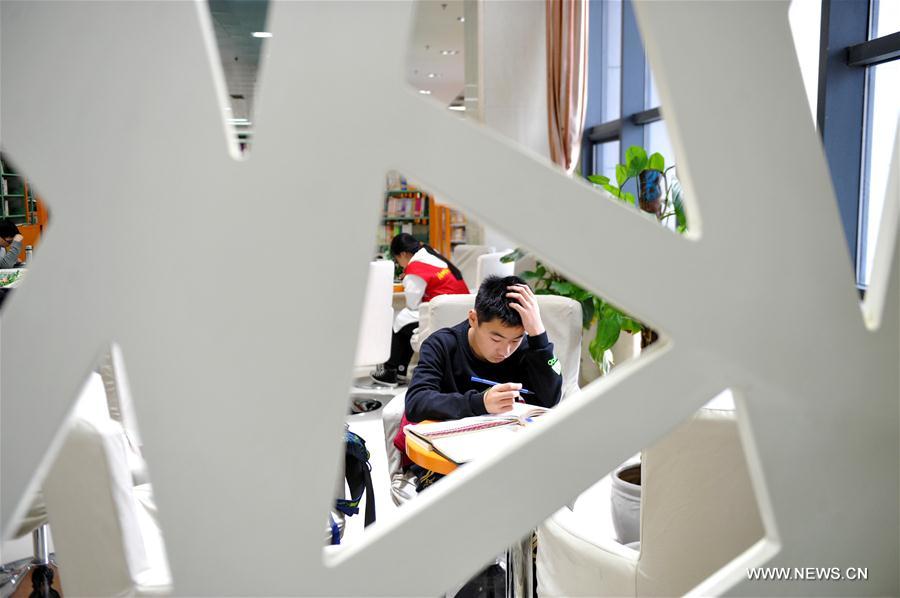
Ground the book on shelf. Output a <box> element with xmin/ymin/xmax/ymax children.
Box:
<box><xmin>405</xmin><ymin>402</ymin><xmax>549</xmax><ymax>465</ymax></box>
<box><xmin>385</xmin><ymin>194</ymin><xmax>428</xmax><ymax>219</ymax></box>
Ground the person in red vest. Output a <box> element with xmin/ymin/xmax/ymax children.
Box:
<box><xmin>371</xmin><ymin>233</ymin><xmax>469</xmax><ymax>386</ymax></box>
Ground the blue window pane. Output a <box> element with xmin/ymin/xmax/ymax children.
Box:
<box><xmin>593</xmin><ymin>140</ymin><xmax>621</xmax><ymax>182</ymax></box>
<box><xmin>788</xmin><ymin>0</ymin><xmax>822</xmax><ymax>123</ymax></box>
<box><xmin>871</xmin><ymin>0</ymin><xmax>900</xmax><ymax>39</ymax></box>
<box><xmin>643</xmin><ymin>120</ymin><xmax>676</xmax><ymax>169</ymax></box>
<box><xmin>645</xmin><ymin>65</ymin><xmax>660</xmax><ymax>110</ymax></box>
<box><xmin>601</xmin><ymin>0</ymin><xmax>622</xmax><ymax>121</ymax></box>
<box><xmin>860</xmin><ymin>59</ymin><xmax>900</xmax><ymax>286</ymax></box>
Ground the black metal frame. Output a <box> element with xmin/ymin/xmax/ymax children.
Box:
<box><xmin>847</xmin><ymin>31</ymin><xmax>900</xmax><ymax>67</ymax></box>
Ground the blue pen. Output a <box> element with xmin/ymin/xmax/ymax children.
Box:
<box><xmin>470</xmin><ymin>376</ymin><xmax>534</xmax><ymax>395</ymax></box>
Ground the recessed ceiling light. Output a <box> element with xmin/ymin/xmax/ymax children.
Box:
<box><xmin>427</xmin><ymin>73</ymin><xmax>438</xmax><ymax>78</ymax></box>
<box><xmin>448</xmin><ymin>105</ymin><xmax>466</xmax><ymax>111</ymax></box>
<box><xmin>418</xmin><ymin>89</ymin><xmax>432</xmax><ymax>95</ymax></box>
<box><xmin>252</xmin><ymin>31</ymin><xmax>272</xmax><ymax>38</ymax></box>
<box><xmin>441</xmin><ymin>50</ymin><xmax>459</xmax><ymax>56</ymax></box>
<box><xmin>457</xmin><ymin>16</ymin><xmax>465</xmax><ymax>22</ymax></box>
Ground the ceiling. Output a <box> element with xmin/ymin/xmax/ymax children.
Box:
<box><xmin>207</xmin><ymin>0</ymin><xmax>466</xmax><ymax>142</ymax></box>
<box><xmin>406</xmin><ymin>1</ymin><xmax>466</xmax><ymax>106</ymax></box>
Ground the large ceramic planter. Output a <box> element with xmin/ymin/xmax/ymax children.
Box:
<box><xmin>611</xmin><ymin>461</ymin><xmax>641</xmax><ymax>545</ymax></box>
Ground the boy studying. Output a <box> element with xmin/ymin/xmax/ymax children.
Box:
<box><xmin>394</xmin><ymin>275</ymin><xmax>563</xmax><ymax>490</ymax></box>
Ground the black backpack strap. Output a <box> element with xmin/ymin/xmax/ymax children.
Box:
<box><xmin>339</xmin><ymin>429</ymin><xmax>376</xmax><ymax>526</ymax></box>
<box><xmin>362</xmin><ymin>461</ymin><xmax>375</xmax><ymax>526</ymax></box>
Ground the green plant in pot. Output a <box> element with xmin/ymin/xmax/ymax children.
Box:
<box><xmin>588</xmin><ymin>145</ymin><xmax>687</xmax><ymax>234</ymax></box>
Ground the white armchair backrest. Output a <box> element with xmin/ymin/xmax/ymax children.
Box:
<box><xmin>474</xmin><ymin>252</ymin><xmax>515</xmax><ymax>289</ymax></box>
<box><xmin>450</xmin><ymin>244</ymin><xmax>495</xmax><ymax>292</ymax></box>
<box><xmin>637</xmin><ymin>406</ymin><xmax>764</xmax><ymax>595</ymax></box>
<box><xmin>41</xmin><ymin>373</ymin><xmax>155</xmax><ymax>596</ymax></box>
<box><xmin>416</xmin><ymin>294</ymin><xmax>582</xmax><ymax>399</ymax></box>
<box><xmin>354</xmin><ymin>260</ymin><xmax>395</xmax><ymax>366</ymax></box>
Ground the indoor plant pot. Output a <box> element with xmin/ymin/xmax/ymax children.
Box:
<box><xmin>611</xmin><ymin>460</ymin><xmax>641</xmax><ymax>545</ymax></box>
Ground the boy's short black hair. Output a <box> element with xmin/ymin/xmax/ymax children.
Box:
<box><xmin>0</xmin><ymin>220</ymin><xmax>19</xmax><ymax>239</ymax></box>
<box><xmin>474</xmin><ymin>275</ymin><xmax>526</xmax><ymax>327</ymax></box>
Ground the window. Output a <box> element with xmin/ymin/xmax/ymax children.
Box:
<box><xmin>871</xmin><ymin>0</ymin><xmax>900</xmax><ymax>39</ymax></box>
<box><xmin>601</xmin><ymin>0</ymin><xmax>623</xmax><ymax>122</ymax></box>
<box><xmin>593</xmin><ymin>140</ymin><xmax>621</xmax><ymax>181</ymax></box>
<box><xmin>819</xmin><ymin>0</ymin><xmax>900</xmax><ymax>288</ymax></box>
<box><xmin>860</xmin><ymin>59</ymin><xmax>900</xmax><ymax>285</ymax></box>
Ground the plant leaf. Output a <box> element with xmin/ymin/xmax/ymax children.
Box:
<box><xmin>535</xmin><ymin>263</ymin><xmax>547</xmax><ymax>278</ymax></box>
<box><xmin>626</xmin><ymin>146</ymin><xmax>648</xmax><ymax>175</ymax></box>
<box><xmin>648</xmin><ymin>152</ymin><xmax>665</xmax><ymax>172</ymax></box>
<box><xmin>623</xmin><ymin>192</ymin><xmax>636</xmax><ymax>206</ymax></box>
<box><xmin>587</xmin><ymin>174</ymin><xmax>610</xmax><ymax>186</ymax></box>
<box><xmin>615</xmin><ymin>164</ymin><xmax>628</xmax><ymax>187</ymax></box>
<box><xmin>594</xmin><ymin>312</ymin><xmax>623</xmax><ymax>355</ymax></box>
<box><xmin>581</xmin><ymin>297</ymin><xmax>595</xmax><ymax>329</ymax></box>
<box><xmin>603</xmin><ymin>183</ymin><xmax>622</xmax><ymax>199</ymax></box>
<box><xmin>571</xmin><ymin>287</ymin><xmax>592</xmax><ymax>302</ymax></box>
<box><xmin>549</xmin><ymin>280</ymin><xmax>578</xmax><ymax>296</ymax></box>
<box><xmin>589</xmin><ymin>336</ymin><xmax>606</xmax><ymax>364</ymax></box>
<box><xmin>520</xmin><ymin>270</ymin><xmax>538</xmax><ymax>280</ymax></box>
<box><xmin>500</xmin><ymin>248</ymin><xmax>525</xmax><ymax>263</ymax></box>
<box><xmin>672</xmin><ymin>182</ymin><xmax>687</xmax><ymax>233</ymax></box>
<box><xmin>621</xmin><ymin>317</ymin><xmax>643</xmax><ymax>333</ymax></box>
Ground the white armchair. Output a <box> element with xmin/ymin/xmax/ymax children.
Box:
<box><xmin>474</xmin><ymin>251</ymin><xmax>515</xmax><ymax>290</ymax></box>
<box><xmin>383</xmin><ymin>294</ymin><xmax>583</xmax><ymax>505</ymax></box>
<box><xmin>2</xmin><ymin>370</ymin><xmax>173</xmax><ymax>597</ymax></box>
<box><xmin>536</xmin><ymin>405</ymin><xmax>764</xmax><ymax>597</ymax></box>
<box><xmin>349</xmin><ymin>260</ymin><xmax>396</xmax><ymax>408</ymax></box>
<box><xmin>450</xmin><ymin>244</ymin><xmax>495</xmax><ymax>291</ymax></box>
<box><xmin>353</xmin><ymin>260</ymin><xmax>394</xmax><ymax>367</ymax></box>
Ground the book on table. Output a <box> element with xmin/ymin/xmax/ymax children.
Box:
<box><xmin>405</xmin><ymin>402</ymin><xmax>550</xmax><ymax>465</ymax></box>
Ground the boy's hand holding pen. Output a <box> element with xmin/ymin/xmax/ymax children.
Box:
<box><xmin>472</xmin><ymin>376</ymin><xmax>532</xmax><ymax>414</ymax></box>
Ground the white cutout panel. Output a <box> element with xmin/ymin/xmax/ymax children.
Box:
<box><xmin>1</xmin><ymin>1</ymin><xmax>897</xmax><ymax>595</ymax></box>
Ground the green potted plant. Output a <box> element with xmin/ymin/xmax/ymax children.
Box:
<box><xmin>588</xmin><ymin>145</ymin><xmax>687</xmax><ymax>233</ymax></box>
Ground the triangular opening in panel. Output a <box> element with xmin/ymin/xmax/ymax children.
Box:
<box><xmin>1</xmin><ymin>346</ymin><xmax>173</xmax><ymax>596</ymax></box>
<box><xmin>535</xmin><ymin>389</ymin><xmax>768</xmax><ymax>597</ymax></box>
<box><xmin>205</xmin><ymin>0</ymin><xmax>271</xmax><ymax>155</ymax></box>
<box><xmin>327</xmin><ymin>170</ymin><xmax>668</xmax><ymax>596</ymax></box>
<box><xmin>0</xmin><ymin>152</ymin><xmax>51</xmax><ymax>312</ymax></box>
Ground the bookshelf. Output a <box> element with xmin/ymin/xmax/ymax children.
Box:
<box><xmin>378</xmin><ymin>178</ymin><xmax>467</xmax><ymax>261</ymax></box>
<box><xmin>0</xmin><ymin>153</ymin><xmax>49</xmax><ymax>261</ymax></box>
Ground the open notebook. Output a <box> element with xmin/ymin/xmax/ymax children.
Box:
<box><xmin>405</xmin><ymin>402</ymin><xmax>549</xmax><ymax>465</ymax></box>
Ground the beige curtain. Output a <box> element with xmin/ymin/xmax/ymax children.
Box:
<box><xmin>546</xmin><ymin>0</ymin><xmax>589</xmax><ymax>174</ymax></box>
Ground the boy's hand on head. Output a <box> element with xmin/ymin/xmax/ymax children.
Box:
<box><xmin>483</xmin><ymin>382</ymin><xmax>521</xmax><ymax>414</ymax></box>
<box><xmin>12</xmin><ymin>234</ymin><xmax>23</xmax><ymax>243</ymax></box>
<box><xmin>506</xmin><ymin>283</ymin><xmax>545</xmax><ymax>336</ymax></box>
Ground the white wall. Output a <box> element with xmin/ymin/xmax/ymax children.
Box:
<box><xmin>477</xmin><ymin>0</ymin><xmax>549</xmax><ymax>252</ymax></box>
